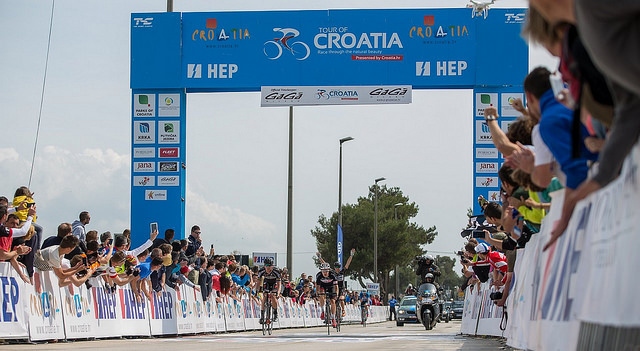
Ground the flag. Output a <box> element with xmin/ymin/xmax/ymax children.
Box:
<box><xmin>337</xmin><ymin>224</ymin><xmax>344</xmax><ymax>266</ymax></box>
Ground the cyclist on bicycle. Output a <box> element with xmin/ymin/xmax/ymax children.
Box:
<box><xmin>317</xmin><ymin>248</ymin><xmax>356</xmax><ymax>317</ymax></box>
<box><xmin>359</xmin><ymin>291</ymin><xmax>370</xmax><ymax>324</ymax></box>
<box><xmin>258</xmin><ymin>258</ymin><xmax>281</xmax><ymax>324</ymax></box>
<box><xmin>316</xmin><ymin>262</ymin><xmax>339</xmax><ymax>327</ymax></box>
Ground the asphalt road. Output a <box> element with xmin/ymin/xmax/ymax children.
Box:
<box><xmin>4</xmin><ymin>320</ymin><xmax>509</xmax><ymax>351</ymax></box>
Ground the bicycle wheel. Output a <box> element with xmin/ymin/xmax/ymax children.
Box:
<box><xmin>263</xmin><ymin>41</ymin><xmax>282</xmax><ymax>60</ymax></box>
<box><xmin>290</xmin><ymin>41</ymin><xmax>310</xmax><ymax>60</ymax></box>
<box><xmin>266</xmin><ymin>302</ymin><xmax>272</xmax><ymax>334</ymax></box>
<box><xmin>336</xmin><ymin>303</ymin><xmax>341</xmax><ymax>332</ymax></box>
<box><xmin>326</xmin><ymin>300</ymin><xmax>331</xmax><ymax>336</ymax></box>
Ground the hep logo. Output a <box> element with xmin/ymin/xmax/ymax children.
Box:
<box><xmin>133</xmin><ymin>17</ymin><xmax>153</xmax><ymax>27</ymax></box>
<box><xmin>187</xmin><ymin>64</ymin><xmax>202</xmax><ymax>79</ymax></box>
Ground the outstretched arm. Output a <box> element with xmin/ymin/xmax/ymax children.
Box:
<box><xmin>344</xmin><ymin>248</ymin><xmax>356</xmax><ymax>269</ymax></box>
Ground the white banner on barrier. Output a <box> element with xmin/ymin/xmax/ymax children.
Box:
<box><xmin>215</xmin><ymin>301</ymin><xmax>227</xmax><ymax>332</ymax></box>
<box><xmin>175</xmin><ymin>284</ymin><xmax>196</xmax><ymax>334</ymax></box>
<box><xmin>149</xmin><ymin>287</ymin><xmax>178</xmax><ymax>335</ymax></box>
<box><xmin>0</xmin><ymin>263</ymin><xmax>29</xmax><ymax>338</ymax></box>
<box><xmin>117</xmin><ymin>285</ymin><xmax>151</xmax><ymax>337</ymax></box>
<box><xmin>89</xmin><ymin>279</ymin><xmax>122</xmax><ymax>338</ymax></box>
<box><xmin>202</xmin><ymin>298</ymin><xmax>218</xmax><ymax>333</ymax></box>
<box><xmin>60</xmin><ymin>282</ymin><xmax>97</xmax><ymax>339</ymax></box>
<box><xmin>29</xmin><ymin>270</ymin><xmax>65</xmax><ymax>341</ymax></box>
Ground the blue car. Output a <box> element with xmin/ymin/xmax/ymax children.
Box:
<box><xmin>396</xmin><ymin>296</ymin><xmax>418</xmax><ymax>326</ymax></box>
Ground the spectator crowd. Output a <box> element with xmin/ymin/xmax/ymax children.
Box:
<box><xmin>457</xmin><ymin>0</ymin><xmax>639</xmax><ymax>307</ymax></box>
<box><xmin>0</xmin><ymin>188</ymin><xmax>383</xmax><ymax>311</ymax></box>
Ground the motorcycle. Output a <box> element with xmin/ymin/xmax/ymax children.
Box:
<box><xmin>415</xmin><ymin>283</ymin><xmax>441</xmax><ymax>330</ymax></box>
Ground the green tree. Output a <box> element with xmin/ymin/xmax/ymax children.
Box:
<box><xmin>311</xmin><ymin>185</ymin><xmax>437</xmax><ymax>299</ymax></box>
<box><xmin>435</xmin><ymin>255</ymin><xmax>466</xmax><ymax>291</ymax></box>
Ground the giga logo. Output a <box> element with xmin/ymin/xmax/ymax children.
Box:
<box><xmin>370</xmin><ymin>87</ymin><xmax>408</xmax><ymax>96</ymax></box>
<box><xmin>265</xmin><ymin>92</ymin><xmax>303</xmax><ymax>100</ymax></box>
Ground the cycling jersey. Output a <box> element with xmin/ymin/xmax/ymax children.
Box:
<box><xmin>315</xmin><ymin>270</ymin><xmax>338</xmax><ymax>290</ymax></box>
<box><xmin>258</xmin><ymin>267</ymin><xmax>281</xmax><ymax>292</ymax></box>
<box><xmin>334</xmin><ymin>268</ymin><xmax>346</xmax><ymax>288</ymax></box>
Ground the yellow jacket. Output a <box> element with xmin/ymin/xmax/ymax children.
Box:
<box><xmin>12</xmin><ymin>195</ymin><xmax>36</xmax><ymax>222</ymax></box>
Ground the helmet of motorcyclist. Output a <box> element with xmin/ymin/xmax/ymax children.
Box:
<box><xmin>425</xmin><ymin>273</ymin><xmax>434</xmax><ymax>282</ymax></box>
<box><xmin>425</xmin><ymin>254</ymin><xmax>434</xmax><ymax>263</ymax></box>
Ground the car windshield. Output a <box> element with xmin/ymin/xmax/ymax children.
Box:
<box><xmin>401</xmin><ymin>298</ymin><xmax>416</xmax><ymax>306</ymax></box>
<box><xmin>453</xmin><ymin>301</ymin><xmax>464</xmax><ymax>308</ymax></box>
<box><xmin>418</xmin><ymin>283</ymin><xmax>437</xmax><ymax>295</ymax></box>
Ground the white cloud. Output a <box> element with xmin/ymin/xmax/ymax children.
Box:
<box><xmin>186</xmin><ymin>189</ymin><xmax>280</xmax><ymax>253</ymax></box>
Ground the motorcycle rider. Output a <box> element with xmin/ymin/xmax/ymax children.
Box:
<box><xmin>417</xmin><ymin>254</ymin><xmax>441</xmax><ymax>285</ymax></box>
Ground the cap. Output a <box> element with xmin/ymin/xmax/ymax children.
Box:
<box><xmin>475</xmin><ymin>243</ymin><xmax>490</xmax><ymax>254</ymax></box>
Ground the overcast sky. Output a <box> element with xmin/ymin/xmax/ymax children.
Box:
<box><xmin>0</xmin><ymin>0</ymin><xmax>557</xmax><ymax>282</ymax></box>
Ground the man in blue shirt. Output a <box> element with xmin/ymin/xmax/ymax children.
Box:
<box><xmin>134</xmin><ymin>257</ymin><xmax>164</xmax><ymax>301</ymax></box>
<box><xmin>388</xmin><ymin>295</ymin><xmax>398</xmax><ymax>321</ymax></box>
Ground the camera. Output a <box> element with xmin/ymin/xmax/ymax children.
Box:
<box><xmin>489</xmin><ymin>291</ymin><xmax>503</xmax><ymax>300</ymax></box>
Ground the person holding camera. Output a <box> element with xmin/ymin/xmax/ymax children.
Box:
<box><xmin>416</xmin><ymin>254</ymin><xmax>441</xmax><ymax>285</ymax></box>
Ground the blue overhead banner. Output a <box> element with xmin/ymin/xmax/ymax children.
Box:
<box><xmin>130</xmin><ymin>8</ymin><xmax>529</xmax><ymax>247</ymax></box>
<box><xmin>131</xmin><ymin>9</ymin><xmax>527</xmax><ymax>91</ymax></box>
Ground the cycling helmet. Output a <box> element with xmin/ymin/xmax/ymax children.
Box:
<box><xmin>425</xmin><ymin>254</ymin><xmax>434</xmax><ymax>262</ymax></box>
<box><xmin>333</xmin><ymin>261</ymin><xmax>342</xmax><ymax>268</ymax></box>
<box><xmin>263</xmin><ymin>257</ymin><xmax>274</xmax><ymax>266</ymax></box>
<box><xmin>320</xmin><ymin>262</ymin><xmax>331</xmax><ymax>270</ymax></box>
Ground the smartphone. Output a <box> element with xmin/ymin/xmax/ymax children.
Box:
<box><xmin>150</xmin><ymin>222</ymin><xmax>158</xmax><ymax>233</ymax></box>
<box><xmin>549</xmin><ymin>73</ymin><xmax>568</xmax><ymax>102</ymax></box>
<box><xmin>472</xmin><ymin>229</ymin><xmax>485</xmax><ymax>239</ymax></box>
<box><xmin>210</xmin><ymin>244</ymin><xmax>214</xmax><ymax>249</ymax></box>
<box><xmin>26</xmin><ymin>203</ymin><xmax>35</xmax><ymax>208</ymax></box>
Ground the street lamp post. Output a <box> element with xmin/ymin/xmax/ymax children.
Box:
<box><xmin>338</xmin><ymin>137</ymin><xmax>354</xmax><ymax>228</ymax></box>
<box><xmin>374</xmin><ymin>177</ymin><xmax>385</xmax><ymax>284</ymax></box>
<box><xmin>394</xmin><ymin>202</ymin><xmax>403</xmax><ymax>298</ymax></box>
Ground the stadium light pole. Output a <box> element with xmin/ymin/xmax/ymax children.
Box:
<box><xmin>394</xmin><ymin>202</ymin><xmax>404</xmax><ymax>298</ymax></box>
<box><xmin>338</xmin><ymin>137</ymin><xmax>354</xmax><ymax>228</ymax></box>
<box><xmin>374</xmin><ymin>177</ymin><xmax>386</xmax><ymax>284</ymax></box>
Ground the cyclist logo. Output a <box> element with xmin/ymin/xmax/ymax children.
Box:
<box><xmin>264</xmin><ymin>28</ymin><xmax>310</xmax><ymax>60</ymax></box>
<box><xmin>317</xmin><ymin>89</ymin><xmax>329</xmax><ymax>100</ymax></box>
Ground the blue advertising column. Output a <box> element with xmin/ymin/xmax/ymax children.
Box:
<box><xmin>472</xmin><ymin>87</ymin><xmax>525</xmax><ymax>215</ymax></box>
<box><xmin>131</xmin><ymin>90</ymin><xmax>186</xmax><ymax>246</ymax></box>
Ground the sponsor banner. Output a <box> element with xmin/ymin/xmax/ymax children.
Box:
<box><xmin>134</xmin><ymin>94</ymin><xmax>156</xmax><ymax>117</ymax></box>
<box><xmin>261</xmin><ymin>85</ymin><xmax>411</xmax><ymax>107</ymax></box>
<box><xmin>501</xmin><ymin>93</ymin><xmax>524</xmax><ymax>117</ymax></box>
<box><xmin>145</xmin><ymin>190</ymin><xmax>167</xmax><ymax>200</ymax></box>
<box><xmin>159</xmin><ymin>147</ymin><xmax>180</xmax><ymax>158</ymax></box>
<box><xmin>501</xmin><ymin>120</ymin><xmax>515</xmax><ymax>134</ymax></box>
<box><xmin>117</xmin><ymin>286</ymin><xmax>151</xmax><ymax>337</ymax></box>
<box><xmin>158</xmin><ymin>94</ymin><xmax>181</xmax><ymax>117</ymax></box>
<box><xmin>130</xmin><ymin>9</ymin><xmax>527</xmax><ymax>90</ymax></box>
<box><xmin>133</xmin><ymin>161</ymin><xmax>156</xmax><ymax>173</ymax></box>
<box><xmin>0</xmin><ymin>263</ymin><xmax>29</xmax><ymax>338</ymax></box>
<box><xmin>475</xmin><ymin>176</ymin><xmax>498</xmax><ymax>188</ymax></box>
<box><xmin>475</xmin><ymin>148</ymin><xmax>498</xmax><ymax>159</ymax></box>
<box><xmin>475</xmin><ymin>92</ymin><xmax>498</xmax><ymax>117</ymax></box>
<box><xmin>475</xmin><ymin>162</ymin><xmax>498</xmax><ymax>174</ymax></box>
<box><xmin>158</xmin><ymin>176</ymin><xmax>180</xmax><ymax>186</ymax></box>
<box><xmin>133</xmin><ymin>121</ymin><xmax>156</xmax><ymax>144</ymax></box>
<box><xmin>28</xmin><ymin>269</ymin><xmax>65</xmax><ymax>341</ymax></box>
<box><xmin>367</xmin><ymin>282</ymin><xmax>380</xmax><ymax>294</ymax></box>
<box><xmin>158</xmin><ymin>121</ymin><xmax>180</xmax><ymax>144</ymax></box>
<box><xmin>487</xmin><ymin>190</ymin><xmax>500</xmax><ymax>202</ymax></box>
<box><xmin>90</xmin><ymin>282</ymin><xmax>122</xmax><ymax>338</ymax></box>
<box><xmin>175</xmin><ymin>283</ymin><xmax>197</xmax><ymax>334</ymax></box>
<box><xmin>475</xmin><ymin>120</ymin><xmax>493</xmax><ymax>144</ymax></box>
<box><xmin>252</xmin><ymin>253</ymin><xmax>277</xmax><ymax>267</ymax></box>
<box><xmin>149</xmin><ymin>287</ymin><xmax>178</xmax><ymax>335</ymax></box>
<box><xmin>133</xmin><ymin>176</ymin><xmax>155</xmax><ymax>187</ymax></box>
<box><xmin>202</xmin><ymin>299</ymin><xmax>218</xmax><ymax>333</ymax></box>
<box><xmin>60</xmin><ymin>282</ymin><xmax>98</xmax><ymax>339</ymax></box>
<box><xmin>133</xmin><ymin>147</ymin><xmax>155</xmax><ymax>158</ymax></box>
<box><xmin>215</xmin><ymin>300</ymin><xmax>227</xmax><ymax>332</ymax></box>
<box><xmin>158</xmin><ymin>161</ymin><xmax>179</xmax><ymax>172</ymax></box>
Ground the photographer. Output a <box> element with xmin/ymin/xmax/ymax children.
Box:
<box><xmin>416</xmin><ymin>254</ymin><xmax>441</xmax><ymax>285</ymax></box>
